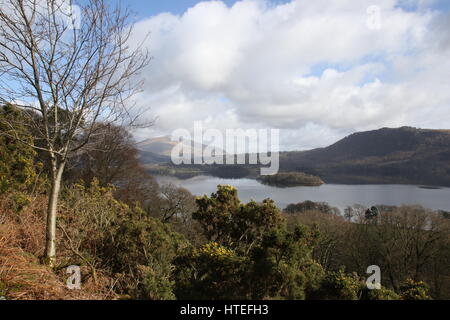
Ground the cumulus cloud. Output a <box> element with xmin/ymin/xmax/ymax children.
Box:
<box><xmin>130</xmin><ymin>0</ymin><xmax>450</xmax><ymax>150</ymax></box>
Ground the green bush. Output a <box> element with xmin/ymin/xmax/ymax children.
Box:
<box><xmin>173</xmin><ymin>242</ymin><xmax>247</xmax><ymax>300</ymax></box>
<box><xmin>10</xmin><ymin>192</ymin><xmax>32</xmax><ymax>213</ymax></box>
<box><xmin>193</xmin><ymin>185</ymin><xmax>284</xmax><ymax>253</ymax></box>
<box><xmin>400</xmin><ymin>279</ymin><xmax>432</xmax><ymax>300</ymax></box>
<box><xmin>0</xmin><ymin>104</ymin><xmax>43</xmax><ymax>195</ymax></box>
<box><xmin>106</xmin><ymin>206</ymin><xmax>189</xmax><ymax>299</ymax></box>
<box><xmin>137</xmin><ymin>264</ymin><xmax>176</xmax><ymax>300</ymax></box>
<box><xmin>361</xmin><ymin>287</ymin><xmax>401</xmax><ymax>300</ymax></box>
<box><xmin>310</xmin><ymin>269</ymin><xmax>362</xmax><ymax>300</ymax></box>
<box><xmin>177</xmin><ymin>185</ymin><xmax>325</xmax><ymax>300</ymax></box>
<box><xmin>248</xmin><ymin>226</ymin><xmax>324</xmax><ymax>300</ymax></box>
<box><xmin>60</xmin><ymin>179</ymin><xmax>189</xmax><ymax>299</ymax></box>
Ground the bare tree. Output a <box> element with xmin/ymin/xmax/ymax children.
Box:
<box><xmin>0</xmin><ymin>0</ymin><xmax>150</xmax><ymax>266</ymax></box>
<box><xmin>158</xmin><ymin>183</ymin><xmax>196</xmax><ymax>223</ymax></box>
<box><xmin>70</xmin><ymin>123</ymin><xmax>142</xmax><ymax>186</ymax></box>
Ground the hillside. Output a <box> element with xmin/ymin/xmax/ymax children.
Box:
<box><xmin>280</xmin><ymin>127</ymin><xmax>450</xmax><ymax>186</ymax></box>
<box><xmin>139</xmin><ymin>150</ymin><xmax>171</xmax><ymax>165</ymax></box>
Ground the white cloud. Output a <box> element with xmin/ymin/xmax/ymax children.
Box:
<box><xmin>130</xmin><ymin>0</ymin><xmax>450</xmax><ymax>150</ymax></box>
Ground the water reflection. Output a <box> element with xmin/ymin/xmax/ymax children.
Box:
<box><xmin>156</xmin><ymin>175</ymin><xmax>450</xmax><ymax>212</ymax></box>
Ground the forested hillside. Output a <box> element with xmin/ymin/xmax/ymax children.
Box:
<box><xmin>280</xmin><ymin>127</ymin><xmax>450</xmax><ymax>186</ymax></box>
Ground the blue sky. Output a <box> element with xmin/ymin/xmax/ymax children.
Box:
<box><xmin>121</xmin><ymin>0</ymin><xmax>450</xmax><ymax>18</ymax></box>
<box><xmin>122</xmin><ymin>0</ymin><xmax>290</xmax><ymax>17</ymax></box>
<box><xmin>125</xmin><ymin>0</ymin><xmax>238</xmax><ymax>17</ymax></box>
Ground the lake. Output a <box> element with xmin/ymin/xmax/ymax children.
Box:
<box><xmin>155</xmin><ymin>175</ymin><xmax>450</xmax><ymax>212</ymax></box>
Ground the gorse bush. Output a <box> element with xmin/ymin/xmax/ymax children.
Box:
<box><xmin>311</xmin><ymin>268</ymin><xmax>362</xmax><ymax>300</ymax></box>
<box><xmin>173</xmin><ymin>242</ymin><xmax>246</xmax><ymax>300</ymax></box>
<box><xmin>0</xmin><ymin>105</ymin><xmax>42</xmax><ymax>195</ymax></box>
<box><xmin>400</xmin><ymin>279</ymin><xmax>432</xmax><ymax>300</ymax></box>
<box><xmin>176</xmin><ymin>185</ymin><xmax>325</xmax><ymax>300</ymax></box>
<box><xmin>59</xmin><ymin>179</ymin><xmax>189</xmax><ymax>299</ymax></box>
<box><xmin>247</xmin><ymin>226</ymin><xmax>324</xmax><ymax>300</ymax></box>
<box><xmin>106</xmin><ymin>206</ymin><xmax>189</xmax><ymax>299</ymax></box>
<box><xmin>194</xmin><ymin>185</ymin><xmax>284</xmax><ymax>253</ymax></box>
<box><xmin>361</xmin><ymin>286</ymin><xmax>401</xmax><ymax>300</ymax></box>
<box><xmin>58</xmin><ymin>180</ymin><xmax>127</xmax><ymax>271</ymax></box>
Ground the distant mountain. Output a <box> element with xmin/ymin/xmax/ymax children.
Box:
<box><xmin>137</xmin><ymin>136</ymin><xmax>180</xmax><ymax>157</ymax></box>
<box><xmin>137</xmin><ymin>136</ymin><xmax>225</xmax><ymax>164</ymax></box>
<box><xmin>280</xmin><ymin>127</ymin><xmax>450</xmax><ymax>186</ymax></box>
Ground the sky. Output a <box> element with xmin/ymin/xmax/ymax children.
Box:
<box><xmin>118</xmin><ymin>0</ymin><xmax>450</xmax><ymax>151</ymax></box>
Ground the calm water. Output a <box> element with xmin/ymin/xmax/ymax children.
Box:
<box><xmin>156</xmin><ymin>175</ymin><xmax>450</xmax><ymax>212</ymax></box>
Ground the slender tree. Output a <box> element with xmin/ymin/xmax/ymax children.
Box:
<box><xmin>0</xmin><ymin>0</ymin><xmax>150</xmax><ymax>266</ymax></box>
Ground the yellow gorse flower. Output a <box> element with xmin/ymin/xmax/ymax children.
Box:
<box><xmin>196</xmin><ymin>242</ymin><xmax>234</xmax><ymax>258</ymax></box>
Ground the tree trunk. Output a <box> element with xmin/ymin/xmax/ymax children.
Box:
<box><xmin>44</xmin><ymin>161</ymin><xmax>65</xmax><ymax>267</ymax></box>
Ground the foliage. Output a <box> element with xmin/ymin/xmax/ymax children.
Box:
<box><xmin>342</xmin><ymin>206</ymin><xmax>449</xmax><ymax>297</ymax></box>
<box><xmin>59</xmin><ymin>179</ymin><xmax>127</xmax><ymax>267</ymax></box>
<box><xmin>310</xmin><ymin>269</ymin><xmax>362</xmax><ymax>300</ymax></box>
<box><xmin>178</xmin><ymin>186</ymin><xmax>325</xmax><ymax>300</ymax></box>
<box><xmin>105</xmin><ymin>205</ymin><xmax>189</xmax><ymax>299</ymax></box>
<box><xmin>173</xmin><ymin>242</ymin><xmax>247</xmax><ymax>300</ymax></box>
<box><xmin>294</xmin><ymin>203</ymin><xmax>450</xmax><ymax>299</ymax></box>
<box><xmin>258</xmin><ymin>172</ymin><xmax>324</xmax><ymax>187</ymax></box>
<box><xmin>400</xmin><ymin>279</ymin><xmax>432</xmax><ymax>300</ymax></box>
<box><xmin>193</xmin><ymin>185</ymin><xmax>284</xmax><ymax>253</ymax></box>
<box><xmin>137</xmin><ymin>264</ymin><xmax>176</xmax><ymax>300</ymax></box>
<box><xmin>248</xmin><ymin>226</ymin><xmax>324</xmax><ymax>300</ymax></box>
<box><xmin>9</xmin><ymin>193</ymin><xmax>32</xmax><ymax>213</ymax></box>
<box><xmin>284</xmin><ymin>200</ymin><xmax>340</xmax><ymax>215</ymax></box>
<box><xmin>0</xmin><ymin>105</ymin><xmax>43</xmax><ymax>195</ymax></box>
<box><xmin>285</xmin><ymin>210</ymin><xmax>348</xmax><ymax>270</ymax></box>
<box><xmin>59</xmin><ymin>179</ymin><xmax>188</xmax><ymax>299</ymax></box>
<box><xmin>361</xmin><ymin>287</ymin><xmax>401</xmax><ymax>300</ymax></box>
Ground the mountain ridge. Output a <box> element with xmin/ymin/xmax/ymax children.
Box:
<box><xmin>280</xmin><ymin>126</ymin><xmax>450</xmax><ymax>186</ymax></box>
